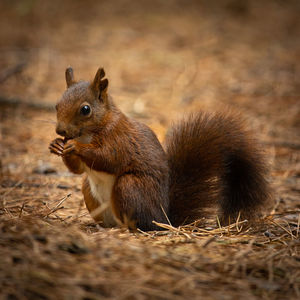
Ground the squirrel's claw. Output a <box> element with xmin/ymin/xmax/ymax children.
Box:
<box><xmin>49</xmin><ymin>144</ymin><xmax>63</xmax><ymax>156</ymax></box>
<box><xmin>56</xmin><ymin>139</ymin><xmax>65</xmax><ymax>149</ymax></box>
<box><xmin>63</xmin><ymin>142</ymin><xmax>76</xmax><ymax>156</ymax></box>
<box><xmin>49</xmin><ymin>138</ymin><xmax>65</xmax><ymax>156</ymax></box>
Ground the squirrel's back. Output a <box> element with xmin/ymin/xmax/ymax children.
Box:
<box><xmin>166</xmin><ymin>111</ymin><xmax>271</xmax><ymax>226</ymax></box>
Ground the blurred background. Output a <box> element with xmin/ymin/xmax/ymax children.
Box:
<box><xmin>0</xmin><ymin>0</ymin><xmax>299</xmax><ymax>135</ymax></box>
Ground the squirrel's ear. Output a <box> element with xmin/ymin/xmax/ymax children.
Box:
<box><xmin>91</xmin><ymin>68</ymin><xmax>109</xmax><ymax>100</ymax></box>
<box><xmin>99</xmin><ymin>78</ymin><xmax>109</xmax><ymax>93</ymax></box>
<box><xmin>65</xmin><ymin>67</ymin><xmax>76</xmax><ymax>88</ymax></box>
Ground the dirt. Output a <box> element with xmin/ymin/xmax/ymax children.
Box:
<box><xmin>0</xmin><ymin>1</ymin><xmax>299</xmax><ymax>299</ymax></box>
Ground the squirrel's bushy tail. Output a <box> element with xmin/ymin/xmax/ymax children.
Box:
<box><xmin>165</xmin><ymin>112</ymin><xmax>271</xmax><ymax>226</ymax></box>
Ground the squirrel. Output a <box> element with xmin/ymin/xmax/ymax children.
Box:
<box><xmin>49</xmin><ymin>67</ymin><xmax>271</xmax><ymax>231</ymax></box>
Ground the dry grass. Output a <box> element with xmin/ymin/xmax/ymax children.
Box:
<box><xmin>0</xmin><ymin>1</ymin><xmax>300</xmax><ymax>299</ymax></box>
<box><xmin>0</xmin><ymin>194</ymin><xmax>299</xmax><ymax>299</ymax></box>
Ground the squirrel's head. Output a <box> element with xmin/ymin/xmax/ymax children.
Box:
<box><xmin>55</xmin><ymin>67</ymin><xmax>110</xmax><ymax>142</ymax></box>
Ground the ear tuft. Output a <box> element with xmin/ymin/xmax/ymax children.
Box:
<box><xmin>98</xmin><ymin>68</ymin><xmax>105</xmax><ymax>79</ymax></box>
<box><xmin>91</xmin><ymin>67</ymin><xmax>109</xmax><ymax>100</ymax></box>
<box><xmin>65</xmin><ymin>67</ymin><xmax>75</xmax><ymax>88</ymax></box>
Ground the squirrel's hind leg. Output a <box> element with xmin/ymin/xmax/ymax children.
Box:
<box><xmin>112</xmin><ymin>174</ymin><xmax>168</xmax><ymax>231</ymax></box>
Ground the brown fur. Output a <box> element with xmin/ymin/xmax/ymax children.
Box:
<box><xmin>49</xmin><ymin>67</ymin><xmax>271</xmax><ymax>231</ymax></box>
<box><xmin>166</xmin><ymin>112</ymin><xmax>271</xmax><ymax>226</ymax></box>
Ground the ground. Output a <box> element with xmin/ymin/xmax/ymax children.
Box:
<box><xmin>0</xmin><ymin>0</ymin><xmax>299</xmax><ymax>299</ymax></box>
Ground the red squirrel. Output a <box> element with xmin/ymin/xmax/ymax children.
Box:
<box><xmin>49</xmin><ymin>67</ymin><xmax>271</xmax><ymax>231</ymax></box>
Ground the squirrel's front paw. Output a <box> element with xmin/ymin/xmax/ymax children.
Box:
<box><xmin>63</xmin><ymin>139</ymin><xmax>77</xmax><ymax>156</ymax></box>
<box><xmin>49</xmin><ymin>138</ymin><xmax>65</xmax><ymax>156</ymax></box>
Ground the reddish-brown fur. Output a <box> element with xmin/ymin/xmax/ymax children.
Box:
<box><xmin>49</xmin><ymin>67</ymin><xmax>271</xmax><ymax>231</ymax></box>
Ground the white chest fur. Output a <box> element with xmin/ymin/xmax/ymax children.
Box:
<box><xmin>84</xmin><ymin>165</ymin><xmax>117</xmax><ymax>227</ymax></box>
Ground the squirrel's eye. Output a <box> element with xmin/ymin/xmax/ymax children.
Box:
<box><xmin>80</xmin><ymin>105</ymin><xmax>91</xmax><ymax>116</ymax></box>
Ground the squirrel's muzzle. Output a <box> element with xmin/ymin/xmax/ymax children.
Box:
<box><xmin>56</xmin><ymin>123</ymin><xmax>67</xmax><ymax>136</ymax></box>
<box><xmin>56</xmin><ymin>128</ymin><xmax>67</xmax><ymax>137</ymax></box>
<box><xmin>56</xmin><ymin>123</ymin><xmax>68</xmax><ymax>137</ymax></box>
<box><xmin>56</xmin><ymin>122</ymin><xmax>79</xmax><ymax>140</ymax></box>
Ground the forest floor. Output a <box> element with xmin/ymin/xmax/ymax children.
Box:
<box><xmin>0</xmin><ymin>1</ymin><xmax>299</xmax><ymax>299</ymax></box>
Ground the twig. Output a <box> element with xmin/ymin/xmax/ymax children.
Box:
<box><xmin>44</xmin><ymin>193</ymin><xmax>71</xmax><ymax>218</ymax></box>
<box><xmin>216</xmin><ymin>215</ymin><xmax>222</xmax><ymax>232</ymax></box>
<box><xmin>235</xmin><ymin>211</ymin><xmax>242</xmax><ymax>232</ymax></box>
<box><xmin>160</xmin><ymin>203</ymin><xmax>172</xmax><ymax>226</ymax></box>
<box><xmin>202</xmin><ymin>236</ymin><xmax>216</xmax><ymax>248</ymax></box>
<box><xmin>137</xmin><ymin>228</ymin><xmax>152</xmax><ymax>237</ymax></box>
<box><xmin>152</xmin><ymin>221</ymin><xmax>191</xmax><ymax>239</ymax></box>
<box><xmin>18</xmin><ymin>201</ymin><xmax>26</xmax><ymax>218</ymax></box>
<box><xmin>269</xmin><ymin>220</ymin><xmax>296</xmax><ymax>239</ymax></box>
<box><xmin>71</xmin><ymin>211</ymin><xmax>90</xmax><ymax>221</ymax></box>
<box><xmin>228</xmin><ymin>216</ymin><xmax>231</xmax><ymax>236</ymax></box>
